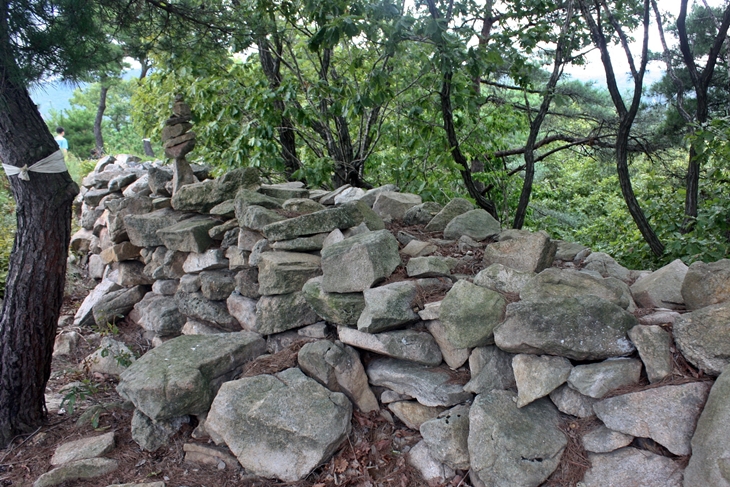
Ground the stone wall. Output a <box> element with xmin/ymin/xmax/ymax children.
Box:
<box><xmin>66</xmin><ymin>155</ymin><xmax>730</xmax><ymax>487</ymax></box>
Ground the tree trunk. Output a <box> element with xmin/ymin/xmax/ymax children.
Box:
<box><xmin>94</xmin><ymin>84</ymin><xmax>108</xmax><ymax>156</ymax></box>
<box><xmin>0</xmin><ymin>67</ymin><xmax>79</xmax><ymax>447</ymax></box>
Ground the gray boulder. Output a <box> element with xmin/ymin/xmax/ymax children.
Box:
<box><xmin>84</xmin><ymin>337</ymin><xmax>136</xmax><ymax>376</ymax></box>
<box><xmin>262</xmin><ymin>205</ymin><xmax>360</xmax><ymax>241</ymax></box>
<box><xmin>183</xmin><ymin>248</ymin><xmax>229</xmax><ymax>273</ymax></box>
<box><xmin>424</xmin><ymin>320</ymin><xmax>471</xmax><ymax>369</ymax></box>
<box><xmin>405</xmin><ymin>256</ymin><xmax>451</xmax><ymax>278</ymax></box>
<box><xmin>175</xmin><ymin>291</ymin><xmax>240</xmax><ymax>331</ymax></box>
<box><xmin>205</xmin><ymin>368</ymin><xmax>351</xmax><ymax>482</ymax></box>
<box><xmin>420</xmin><ymin>404</ymin><xmax>470</xmax><ymax>470</ymax></box>
<box><xmin>74</xmin><ymin>278</ymin><xmax>122</xmax><ymax>327</ymax></box>
<box><xmin>520</xmin><ymin>268</ymin><xmax>634</xmax><ymax>310</ymax></box>
<box><xmin>582</xmin><ymin>424</ymin><xmax>633</xmax><ymax>453</ymax></box>
<box><xmin>339</xmin><ymin>327</ymin><xmax>442</xmax><ymax>366</ymax></box>
<box><xmin>226</xmin><ymin>292</ymin><xmax>258</xmax><ymax>331</ymax></box>
<box><xmin>407</xmin><ymin>440</ymin><xmax>455</xmax><ymax>485</ymax></box>
<box><xmin>627</xmin><ymin>325</ymin><xmax>673</xmax><ymax>383</ymax></box>
<box><xmin>297</xmin><ymin>340</ymin><xmax>379</xmax><ymax>412</ymax></box>
<box><xmin>593</xmin><ymin>382</ymin><xmax>711</xmax><ymax>456</ymax></box>
<box><xmin>567</xmin><ymin>358</ymin><xmax>642</xmax><ymax>398</ymax></box>
<box><xmin>124</xmin><ymin>208</ymin><xmax>193</xmax><ymax>247</ymax></box>
<box><xmin>91</xmin><ymin>285</ymin><xmax>147</xmax><ymax>327</ymax></box>
<box><xmin>234</xmin><ymin>188</ymin><xmax>283</xmax><ymax>213</ymax></box>
<box><xmin>372</xmin><ymin>191</ymin><xmax>422</xmax><ymax>221</ymax></box>
<box><xmin>130</xmin><ymin>410</ymin><xmax>189</xmax><ymax>452</ymax></box>
<box><xmin>171</xmin><ymin>167</ymin><xmax>259</xmax><ymax>212</ymax></box>
<box><xmin>583</xmin><ymin>251</ymin><xmax>632</xmax><ymax>282</ymax></box>
<box><xmin>425</xmin><ymin>198</ymin><xmax>473</xmax><ymax>232</ymax></box>
<box><xmin>468</xmin><ymin>391</ymin><xmax>566</xmax><ymax>487</ymax></box>
<box><xmin>259</xmin><ymin>183</ymin><xmax>308</xmax><ymax>200</ymax></box>
<box><xmin>439</xmin><ymin>280</ymin><xmax>506</xmax><ymax>348</ymax></box>
<box><xmin>358</xmin><ymin>184</ymin><xmax>399</xmax><ymax>207</ymax></box>
<box><xmin>130</xmin><ymin>293</ymin><xmax>185</xmax><ymax>337</ymax></box>
<box><xmin>357</xmin><ymin>281</ymin><xmax>419</xmax><ymax>333</ymax></box>
<box><xmin>682</xmin><ymin>258</ymin><xmax>730</xmax><ymax>310</ymax></box>
<box><xmin>320</xmin><ymin>229</ymin><xmax>401</xmax><ymax>293</ymax></box>
<box><xmin>301</xmin><ymin>276</ymin><xmax>366</xmax><ymax>326</ymax></box>
<box><xmin>282</xmin><ymin>198</ymin><xmax>326</xmax><ymax>214</ymax></box>
<box><xmin>403</xmin><ymin>202</ymin><xmax>443</xmax><ymax>226</ymax></box>
<box><xmin>366</xmin><ymin>357</ymin><xmax>472</xmax><ymax>407</ymax></box>
<box><xmin>257</xmin><ymin>251</ymin><xmax>322</xmax><ymax>295</ymax></box>
<box><xmin>513</xmin><ymin>354</ymin><xmax>572</xmax><ymax>408</ymax></box>
<box><xmin>548</xmin><ymin>384</ymin><xmax>597</xmax><ymax>418</ymax></box>
<box><xmin>270</xmin><ymin>233</ymin><xmax>327</xmax><ymax>251</ymax></box>
<box><xmin>33</xmin><ymin>458</ymin><xmax>119</xmax><ymax>487</ymax></box>
<box><xmin>117</xmin><ymin>332</ymin><xmax>265</xmax><ymax>420</ymax></box>
<box><xmin>630</xmin><ymin>258</ymin><xmax>688</xmax><ymax>309</ymax></box>
<box><xmin>464</xmin><ymin>346</ymin><xmax>515</xmax><ymax>394</ymax></box>
<box><xmin>237</xmin><ymin>205</ymin><xmax>286</xmax><ymax>231</ymax></box>
<box><xmin>684</xmin><ymin>366</ymin><xmax>730</xmax><ymax>487</ymax></box>
<box><xmin>50</xmin><ymin>432</ymin><xmax>116</xmax><ymax>466</ymax></box>
<box><xmin>674</xmin><ymin>302</ymin><xmax>730</xmax><ymax>375</ymax></box>
<box><xmin>255</xmin><ymin>292</ymin><xmax>319</xmax><ymax>335</ymax></box>
<box><xmin>494</xmin><ymin>296</ymin><xmax>637</xmax><ymax>360</ymax></box>
<box><xmin>473</xmin><ymin>264</ymin><xmax>535</xmax><ymax>295</ymax></box>
<box><xmin>582</xmin><ymin>448</ymin><xmax>682</xmax><ymax>487</ymax></box>
<box><xmin>482</xmin><ymin>230</ymin><xmax>556</xmax><ymax>273</ymax></box>
<box><xmin>199</xmin><ymin>270</ymin><xmax>236</xmax><ymax>301</ymax></box>
<box><xmin>443</xmin><ymin>209</ymin><xmax>500</xmax><ymax>241</ymax></box>
<box><xmin>156</xmin><ymin>216</ymin><xmax>217</xmax><ymax>253</ymax></box>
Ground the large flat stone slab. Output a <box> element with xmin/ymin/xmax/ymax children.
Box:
<box><xmin>117</xmin><ymin>332</ymin><xmax>265</xmax><ymax>420</ymax></box>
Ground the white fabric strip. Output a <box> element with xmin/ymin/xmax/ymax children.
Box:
<box><xmin>2</xmin><ymin>150</ymin><xmax>68</xmax><ymax>181</ymax></box>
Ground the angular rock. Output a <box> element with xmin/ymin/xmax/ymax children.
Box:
<box><xmin>255</xmin><ymin>292</ymin><xmax>319</xmax><ymax>335</ymax></box>
<box><xmin>627</xmin><ymin>325</ymin><xmax>673</xmax><ymax>383</ymax></box>
<box><xmin>259</xmin><ymin>183</ymin><xmax>308</xmax><ymax>200</ymax></box>
<box><xmin>555</xmin><ymin>241</ymin><xmax>590</xmax><ymax>261</ymax></box>
<box><xmin>225</xmin><ymin>246</ymin><xmax>250</xmax><ymax>271</ymax></box>
<box><xmin>33</xmin><ymin>458</ymin><xmax>118</xmax><ymax>487</ymax></box>
<box><xmin>372</xmin><ymin>191</ymin><xmax>422</xmax><ymax>221</ymax></box>
<box><xmin>111</xmin><ymin>261</ymin><xmax>154</xmax><ymax>287</ymax></box>
<box><xmin>513</xmin><ymin>354</ymin><xmax>572</xmax><ymax>408</ymax></box>
<box><xmin>520</xmin><ymin>268</ymin><xmax>634</xmax><ymax>310</ymax></box>
<box><xmin>50</xmin><ymin>432</ymin><xmax>116</xmax><ymax>466</ymax></box>
<box><xmin>182</xmin><ymin>320</ymin><xmax>221</xmax><ymax>335</ymax></box>
<box><xmin>130</xmin><ymin>293</ymin><xmax>186</xmax><ymax>337</ymax></box>
<box><xmin>358</xmin><ymin>184</ymin><xmax>399</xmax><ymax>207</ymax></box>
<box><xmin>301</xmin><ymin>276</ymin><xmax>366</xmax><ymax>326</ymax></box>
<box><xmin>74</xmin><ymin>279</ymin><xmax>122</xmax><ymax>327</ymax></box>
<box><xmin>473</xmin><ymin>264</ymin><xmax>535</xmax><ymax>295</ymax></box>
<box><xmin>238</xmin><ymin>205</ymin><xmax>286</xmax><ymax>231</ymax></box>
<box><xmin>262</xmin><ymin>205</ymin><xmax>360</xmax><ymax>241</ymax></box>
<box><xmin>582</xmin><ymin>425</ymin><xmax>633</xmax><ymax>453</ymax></box>
<box><xmin>582</xmin><ymin>448</ymin><xmax>682</xmax><ymax>487</ymax></box>
<box><xmin>99</xmin><ymin>242</ymin><xmax>141</xmax><ymax>264</ymax></box>
<box><xmin>117</xmin><ymin>332</ymin><xmax>266</xmax><ymax>420</ymax></box>
<box><xmin>130</xmin><ymin>409</ymin><xmax>189</xmax><ymax>452</ymax></box>
<box><xmin>630</xmin><ymin>258</ymin><xmax>688</xmax><ymax>309</ymax></box>
<box><xmin>567</xmin><ymin>358</ymin><xmax>643</xmax><ymax>399</ymax></box>
<box><xmin>407</xmin><ymin>440</ymin><xmax>455</xmax><ymax>485</ymax></box>
<box><xmin>205</xmin><ymin>368</ymin><xmax>351</xmax><ymax>482</ymax></box>
<box><xmin>593</xmin><ymin>382</ymin><xmax>711</xmax><ymax>456</ymax></box>
<box><xmin>684</xmin><ymin>366</ymin><xmax>730</xmax><ymax>487</ymax></box>
<box><xmin>333</xmin><ymin>186</ymin><xmax>365</xmax><ymax>204</ymax></box>
<box><xmin>183</xmin><ymin>248</ymin><xmax>229</xmax><ymax>273</ymax></box>
<box><xmin>156</xmin><ymin>216</ymin><xmax>217</xmax><ymax>253</ymax></box>
<box><xmin>494</xmin><ymin>296</ymin><xmax>637</xmax><ymax>360</ymax></box>
<box><xmin>339</xmin><ymin>327</ymin><xmax>442</xmax><ymax>366</ymax></box>
<box><xmin>406</xmin><ymin>256</ymin><xmax>451</xmax><ymax>278</ymax></box>
<box><xmin>209</xmin><ymin>199</ymin><xmax>236</xmax><ymax>218</ymax></box>
<box><xmin>270</xmin><ymin>233</ymin><xmax>327</xmax><ymax>251</ymax></box>
<box><xmin>463</xmin><ymin>346</ymin><xmax>515</xmax><ymax>394</ymax></box>
<box><xmin>403</xmin><ymin>202</ymin><xmax>443</xmax><ymax>226</ymax></box>
<box><xmin>238</xmin><ymin>228</ymin><xmax>264</xmax><ymax>251</ymax></box>
<box><xmin>548</xmin><ymin>384</ymin><xmax>598</xmax><ymax>418</ymax></box>
<box><xmin>143</xmin><ymin>247</ymin><xmax>186</xmax><ymax>280</ymax></box>
<box><xmin>199</xmin><ymin>270</ymin><xmax>236</xmax><ymax>301</ymax></box>
<box><xmin>298</xmin><ymin>340</ymin><xmax>379</xmax><ymax>413</ymax></box>
<box><xmin>282</xmin><ymin>198</ymin><xmax>326</xmax><ymax>214</ymax></box>
<box><xmin>424</xmin><ymin>320</ymin><xmax>470</xmax><ymax>369</ymax></box>
<box><xmin>583</xmin><ymin>251</ymin><xmax>631</xmax><ymax>282</ymax></box>
<box><xmin>483</xmin><ymin>229</ymin><xmax>556</xmax><ymax>273</ymax></box>
<box><xmin>468</xmin><ymin>391</ymin><xmax>566</xmax><ymax>487</ymax></box>
<box><xmin>235</xmin><ymin>267</ymin><xmax>260</xmax><ymax>299</ymax></box>
<box><xmin>175</xmin><ymin>291</ymin><xmax>240</xmax><ymax>331</ymax></box>
<box><xmin>171</xmin><ymin>167</ymin><xmax>259</xmax><ymax>212</ymax></box>
<box><xmin>257</xmin><ymin>251</ymin><xmax>321</xmax><ymax>295</ymax></box>
<box><xmin>320</xmin><ymin>229</ymin><xmax>401</xmax><ymax>293</ymax></box>
<box><xmin>444</xmin><ymin>209</ymin><xmax>500</xmax><ymax>241</ymax></box>
<box><xmin>92</xmin><ymin>285</ymin><xmax>148</xmax><ymax>327</ymax></box>
<box><xmin>234</xmin><ymin>189</ymin><xmax>283</xmax><ymax>214</ymax></box>
<box><xmin>124</xmin><ymin>208</ymin><xmax>193</xmax><ymax>247</ymax></box>
<box><xmin>401</xmin><ymin>239</ymin><xmax>438</xmax><ymax>257</ymax></box>
<box><xmin>420</xmin><ymin>404</ymin><xmax>470</xmax><ymax>470</ymax></box>
<box><xmin>389</xmin><ymin>401</ymin><xmax>445</xmax><ymax>430</ymax></box>
<box><xmin>439</xmin><ymin>280</ymin><xmax>506</xmax><ymax>348</ymax></box>
<box><xmin>425</xmin><ymin>198</ymin><xmax>473</xmax><ymax>232</ymax></box>
<box><xmin>226</xmin><ymin>292</ymin><xmax>258</xmax><ymax>331</ymax></box>
<box><xmin>357</xmin><ymin>281</ymin><xmax>419</xmax><ymax>333</ymax></box>
<box><xmin>53</xmin><ymin>331</ymin><xmax>80</xmax><ymax>357</ymax></box>
<box><xmin>84</xmin><ymin>337</ymin><xmax>136</xmax><ymax>376</ymax></box>
<box><xmin>682</xmin><ymin>259</ymin><xmax>730</xmax><ymax>310</ymax></box>
<box><xmin>366</xmin><ymin>357</ymin><xmax>472</xmax><ymax>407</ymax></box>
<box><xmin>673</xmin><ymin>302</ymin><xmax>730</xmax><ymax>376</ymax></box>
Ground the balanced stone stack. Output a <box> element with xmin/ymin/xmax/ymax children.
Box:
<box><xmin>162</xmin><ymin>95</ymin><xmax>196</xmax><ymax>194</ymax></box>
<box><xmin>62</xmin><ymin>154</ymin><xmax>730</xmax><ymax>487</ymax></box>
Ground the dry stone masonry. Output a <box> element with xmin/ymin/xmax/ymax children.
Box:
<box><xmin>57</xmin><ymin>154</ymin><xmax>730</xmax><ymax>487</ymax></box>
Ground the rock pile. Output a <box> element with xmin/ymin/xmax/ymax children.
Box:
<box><xmin>57</xmin><ymin>155</ymin><xmax>730</xmax><ymax>487</ymax></box>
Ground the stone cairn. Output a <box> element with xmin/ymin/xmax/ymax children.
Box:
<box><xmin>161</xmin><ymin>95</ymin><xmax>196</xmax><ymax>194</ymax></box>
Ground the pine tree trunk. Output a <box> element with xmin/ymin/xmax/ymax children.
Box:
<box><xmin>94</xmin><ymin>84</ymin><xmax>108</xmax><ymax>156</ymax></box>
<box><xmin>0</xmin><ymin>67</ymin><xmax>79</xmax><ymax>447</ymax></box>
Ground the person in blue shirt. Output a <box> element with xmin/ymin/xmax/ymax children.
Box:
<box><xmin>54</xmin><ymin>127</ymin><xmax>68</xmax><ymax>156</ymax></box>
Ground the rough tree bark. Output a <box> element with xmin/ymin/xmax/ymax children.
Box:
<box><xmin>0</xmin><ymin>64</ymin><xmax>79</xmax><ymax>447</ymax></box>
<box><xmin>94</xmin><ymin>84</ymin><xmax>109</xmax><ymax>156</ymax></box>
<box><xmin>579</xmin><ymin>0</ymin><xmax>664</xmax><ymax>257</ymax></box>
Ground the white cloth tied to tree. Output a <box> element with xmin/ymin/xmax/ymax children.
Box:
<box><xmin>2</xmin><ymin>150</ymin><xmax>68</xmax><ymax>181</ymax></box>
